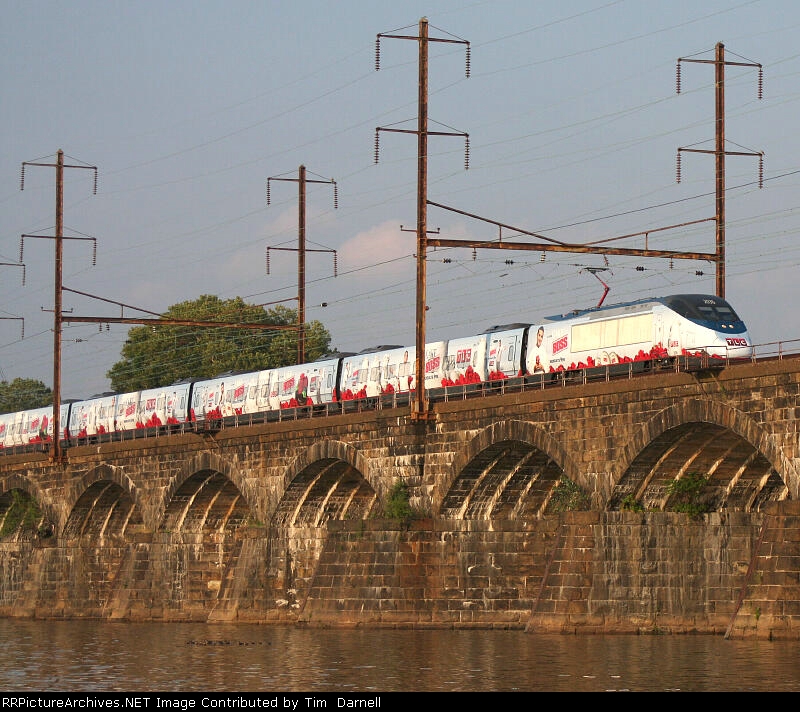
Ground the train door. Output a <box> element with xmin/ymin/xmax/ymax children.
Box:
<box><xmin>309</xmin><ymin>359</ymin><xmax>341</xmax><ymax>404</ymax></box>
<box><xmin>488</xmin><ymin>328</ymin><xmax>525</xmax><ymax>378</ymax></box>
<box><xmin>251</xmin><ymin>370</ymin><xmax>272</xmax><ymax>413</ymax></box>
<box><xmin>653</xmin><ymin>310</ymin><xmax>666</xmax><ymax>355</ymax></box>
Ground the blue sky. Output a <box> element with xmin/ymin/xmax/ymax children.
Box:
<box><xmin>1</xmin><ymin>0</ymin><xmax>798</xmax><ymax>399</ymax></box>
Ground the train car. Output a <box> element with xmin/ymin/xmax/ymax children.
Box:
<box><xmin>114</xmin><ymin>390</ymin><xmax>141</xmax><ymax>432</ymax></box>
<box><xmin>68</xmin><ymin>392</ymin><xmax>119</xmax><ymax>439</ymax></box>
<box><xmin>0</xmin><ymin>410</ymin><xmax>23</xmax><ymax>447</ymax></box>
<box><xmin>242</xmin><ymin>369</ymin><xmax>274</xmax><ymax>414</ymax></box>
<box><xmin>437</xmin><ymin>324</ymin><xmax>528</xmax><ymax>387</ymax></box>
<box><xmin>485</xmin><ymin>324</ymin><xmax>530</xmax><ymax>379</ymax></box>
<box><xmin>440</xmin><ymin>333</ymin><xmax>488</xmax><ymax>386</ymax></box>
<box><xmin>530</xmin><ymin>293</ymin><xmax>752</xmax><ymax>374</ymax></box>
<box><xmin>190</xmin><ymin>372</ymin><xmax>257</xmax><ymax>422</ymax></box>
<box><xmin>267</xmin><ymin>356</ymin><xmax>342</xmax><ymax>409</ymax></box>
<box><xmin>339</xmin><ymin>346</ymin><xmax>402</xmax><ymax>400</ymax></box>
<box><xmin>2</xmin><ymin>402</ymin><xmax>73</xmax><ymax>448</ymax></box>
<box><xmin>0</xmin><ymin>412</ymin><xmax>9</xmax><ymax>448</ymax></box>
<box><xmin>134</xmin><ymin>382</ymin><xmax>192</xmax><ymax>428</ymax></box>
<box><xmin>339</xmin><ymin>344</ymin><xmax>446</xmax><ymax>400</ymax></box>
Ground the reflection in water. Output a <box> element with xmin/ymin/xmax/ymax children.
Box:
<box><xmin>1</xmin><ymin>620</ymin><xmax>798</xmax><ymax>692</ymax></box>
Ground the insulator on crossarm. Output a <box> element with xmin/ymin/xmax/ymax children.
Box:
<box><xmin>21</xmin><ymin>265</ymin><xmax>26</xmax><ymax>286</ymax></box>
<box><xmin>540</xmin><ymin>252</ymin><xmax>546</xmax><ymax>262</ymax></box>
<box><xmin>92</xmin><ymin>239</ymin><xmax>97</xmax><ymax>266</ymax></box>
<box><xmin>695</xmin><ymin>270</ymin><xmax>704</xmax><ymax>276</ymax></box>
<box><xmin>92</xmin><ymin>168</ymin><xmax>98</xmax><ymax>195</ymax></box>
<box><xmin>465</xmin><ymin>44</ymin><xmax>471</xmax><ymax>78</ymax></box>
<box><xmin>266</xmin><ymin>248</ymin><xmax>271</xmax><ymax>275</ymax></box>
<box><xmin>636</xmin><ymin>266</ymin><xmax>644</xmax><ymax>271</ymax></box>
<box><xmin>375</xmin><ymin>36</ymin><xmax>381</xmax><ymax>71</ymax></box>
<box><xmin>333</xmin><ymin>251</ymin><xmax>338</xmax><ymax>277</ymax></box>
<box><xmin>19</xmin><ymin>236</ymin><xmax>24</xmax><ymax>263</ymax></box>
<box><xmin>472</xmin><ymin>247</ymin><xmax>477</xmax><ymax>261</ymax></box>
<box><xmin>676</xmin><ymin>61</ymin><xmax>682</xmax><ymax>94</ymax></box>
<box><xmin>676</xmin><ymin>151</ymin><xmax>682</xmax><ymax>183</ymax></box>
<box><xmin>266</xmin><ymin>180</ymin><xmax>271</xmax><ymax>206</ymax></box>
<box><xmin>333</xmin><ymin>183</ymin><xmax>339</xmax><ymax>209</ymax></box>
<box><xmin>19</xmin><ymin>164</ymin><xmax>25</xmax><ymax>191</ymax></box>
<box><xmin>758</xmin><ymin>67</ymin><xmax>763</xmax><ymax>100</ymax></box>
<box><xmin>759</xmin><ymin>154</ymin><xmax>764</xmax><ymax>188</ymax></box>
<box><xmin>464</xmin><ymin>136</ymin><xmax>470</xmax><ymax>170</ymax></box>
<box><xmin>374</xmin><ymin>130</ymin><xmax>380</xmax><ymax>164</ymax></box>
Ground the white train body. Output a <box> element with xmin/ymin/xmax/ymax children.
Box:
<box><xmin>0</xmin><ymin>294</ymin><xmax>753</xmax><ymax>450</ymax></box>
<box><xmin>268</xmin><ymin>357</ymin><xmax>340</xmax><ymax>409</ymax></box>
<box><xmin>69</xmin><ymin>393</ymin><xmax>119</xmax><ymax>438</ymax></box>
<box><xmin>0</xmin><ymin>403</ymin><xmax>72</xmax><ymax>448</ymax></box>
<box><xmin>190</xmin><ymin>373</ymin><xmax>255</xmax><ymax>422</ymax></box>
<box><xmin>531</xmin><ymin>293</ymin><xmax>751</xmax><ymax>373</ymax></box>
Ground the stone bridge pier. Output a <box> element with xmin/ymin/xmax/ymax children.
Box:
<box><xmin>0</xmin><ymin>358</ymin><xmax>798</xmax><ymax>637</ymax></box>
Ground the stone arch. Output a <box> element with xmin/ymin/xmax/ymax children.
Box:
<box><xmin>62</xmin><ymin>463</ymin><xmax>144</xmax><ymax>539</ymax></box>
<box><xmin>436</xmin><ymin>419</ymin><xmax>580</xmax><ymax>520</ymax></box>
<box><xmin>609</xmin><ymin>397</ymin><xmax>796</xmax><ymax>511</ymax></box>
<box><xmin>67</xmin><ymin>464</ymin><xmax>138</xmax><ymax>510</ymax></box>
<box><xmin>158</xmin><ymin>451</ymin><xmax>253</xmax><ymax>522</ymax></box>
<box><xmin>273</xmin><ymin>439</ymin><xmax>377</xmax><ymax>527</ymax></box>
<box><xmin>0</xmin><ymin>473</ymin><xmax>59</xmax><ymax>536</ymax></box>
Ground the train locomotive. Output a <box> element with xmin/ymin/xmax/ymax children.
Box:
<box><xmin>0</xmin><ymin>293</ymin><xmax>752</xmax><ymax>450</ymax></box>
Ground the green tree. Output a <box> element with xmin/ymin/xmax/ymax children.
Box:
<box><xmin>0</xmin><ymin>378</ymin><xmax>52</xmax><ymax>414</ymax></box>
<box><xmin>106</xmin><ymin>295</ymin><xmax>332</xmax><ymax>392</ymax></box>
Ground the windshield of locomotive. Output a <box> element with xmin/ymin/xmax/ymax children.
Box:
<box><xmin>664</xmin><ymin>295</ymin><xmax>742</xmax><ymax>324</ymax></box>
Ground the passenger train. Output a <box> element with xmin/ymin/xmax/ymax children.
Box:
<box><xmin>0</xmin><ymin>294</ymin><xmax>752</xmax><ymax>450</ymax></box>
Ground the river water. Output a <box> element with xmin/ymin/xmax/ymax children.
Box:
<box><xmin>0</xmin><ymin>620</ymin><xmax>798</xmax><ymax>693</ymax></box>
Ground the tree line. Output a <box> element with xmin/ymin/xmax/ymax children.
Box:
<box><xmin>1</xmin><ymin>295</ymin><xmax>332</xmax><ymax>413</ymax></box>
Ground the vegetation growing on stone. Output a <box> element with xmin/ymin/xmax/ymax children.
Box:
<box><xmin>547</xmin><ymin>477</ymin><xmax>590</xmax><ymax>512</ymax></box>
<box><xmin>666</xmin><ymin>471</ymin><xmax>710</xmax><ymax>517</ymax></box>
<box><xmin>383</xmin><ymin>479</ymin><xmax>415</xmax><ymax>525</ymax></box>
<box><xmin>0</xmin><ymin>489</ymin><xmax>43</xmax><ymax>538</ymax></box>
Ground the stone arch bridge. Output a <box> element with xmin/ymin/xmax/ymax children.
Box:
<box><xmin>0</xmin><ymin>357</ymin><xmax>798</xmax><ymax>636</ymax></box>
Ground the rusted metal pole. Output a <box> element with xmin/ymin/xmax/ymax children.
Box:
<box><xmin>413</xmin><ymin>17</ymin><xmax>429</xmax><ymax>420</ymax></box>
<box><xmin>298</xmin><ymin>165</ymin><xmax>306</xmax><ymax>364</ymax></box>
<box><xmin>715</xmin><ymin>42</ymin><xmax>726</xmax><ymax>299</ymax></box>
<box><xmin>52</xmin><ymin>150</ymin><xmax>64</xmax><ymax>462</ymax></box>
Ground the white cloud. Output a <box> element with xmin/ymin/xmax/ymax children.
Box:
<box><xmin>338</xmin><ymin>220</ymin><xmax>415</xmax><ymax>278</ymax></box>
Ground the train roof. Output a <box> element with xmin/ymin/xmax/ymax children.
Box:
<box><xmin>483</xmin><ymin>323</ymin><xmax>531</xmax><ymax>333</ymax></box>
<box><xmin>542</xmin><ymin>293</ymin><xmax>737</xmax><ymax>322</ymax></box>
<box><xmin>354</xmin><ymin>345</ymin><xmax>405</xmax><ymax>355</ymax></box>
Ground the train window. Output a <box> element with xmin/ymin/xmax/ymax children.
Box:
<box><xmin>664</xmin><ymin>296</ymin><xmax>741</xmax><ymax>322</ymax></box>
<box><xmin>572</xmin><ymin>314</ymin><xmax>652</xmax><ymax>351</ymax></box>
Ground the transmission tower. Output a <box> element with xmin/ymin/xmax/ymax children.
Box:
<box><xmin>375</xmin><ymin>17</ymin><xmax>470</xmax><ymax>420</ymax></box>
<box><xmin>267</xmin><ymin>165</ymin><xmax>338</xmax><ymax>364</ymax></box>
